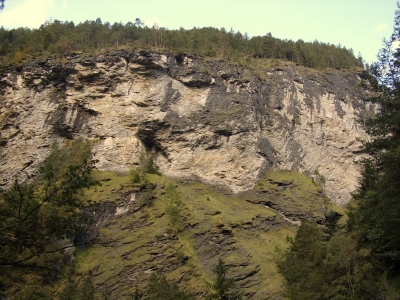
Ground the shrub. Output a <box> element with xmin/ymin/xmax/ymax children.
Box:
<box><xmin>129</xmin><ymin>152</ymin><xmax>160</xmax><ymax>184</ymax></box>
<box><xmin>129</xmin><ymin>168</ymin><xmax>142</xmax><ymax>183</ymax></box>
<box><xmin>140</xmin><ymin>152</ymin><xmax>160</xmax><ymax>175</ymax></box>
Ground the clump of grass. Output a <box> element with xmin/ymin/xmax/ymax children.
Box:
<box><xmin>313</xmin><ymin>169</ymin><xmax>326</xmax><ymax>186</ymax></box>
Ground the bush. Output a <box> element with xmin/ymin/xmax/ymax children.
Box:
<box><xmin>129</xmin><ymin>152</ymin><xmax>160</xmax><ymax>184</ymax></box>
<box><xmin>129</xmin><ymin>168</ymin><xmax>142</xmax><ymax>183</ymax></box>
<box><xmin>277</xmin><ymin>220</ymin><xmax>326</xmax><ymax>300</ymax></box>
<box><xmin>140</xmin><ymin>152</ymin><xmax>160</xmax><ymax>175</ymax></box>
<box><xmin>0</xmin><ymin>138</ymin><xmax>99</xmax><ymax>298</ymax></box>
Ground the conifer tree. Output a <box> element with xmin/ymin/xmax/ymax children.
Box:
<box><xmin>350</xmin><ymin>2</ymin><xmax>400</xmax><ymax>277</ymax></box>
<box><xmin>208</xmin><ymin>258</ymin><xmax>242</xmax><ymax>300</ymax></box>
<box><xmin>0</xmin><ymin>138</ymin><xmax>99</xmax><ymax>297</ymax></box>
<box><xmin>278</xmin><ymin>220</ymin><xmax>326</xmax><ymax>300</ymax></box>
<box><xmin>146</xmin><ymin>273</ymin><xmax>192</xmax><ymax>300</ymax></box>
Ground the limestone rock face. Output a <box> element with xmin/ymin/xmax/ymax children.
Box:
<box><xmin>0</xmin><ymin>50</ymin><xmax>372</xmax><ymax>205</ymax></box>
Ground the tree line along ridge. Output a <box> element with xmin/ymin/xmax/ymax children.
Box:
<box><xmin>0</xmin><ymin>18</ymin><xmax>363</xmax><ymax>70</ymax></box>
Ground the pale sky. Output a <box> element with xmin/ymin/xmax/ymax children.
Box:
<box><xmin>0</xmin><ymin>0</ymin><xmax>397</xmax><ymax>64</ymax></box>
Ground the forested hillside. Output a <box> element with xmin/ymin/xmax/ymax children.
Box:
<box><xmin>3</xmin><ymin>3</ymin><xmax>398</xmax><ymax>300</ymax></box>
<box><xmin>278</xmin><ymin>4</ymin><xmax>400</xmax><ymax>299</ymax></box>
<box><xmin>0</xmin><ymin>18</ymin><xmax>363</xmax><ymax>70</ymax></box>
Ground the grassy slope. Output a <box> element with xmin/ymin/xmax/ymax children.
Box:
<box><xmin>70</xmin><ymin>169</ymin><xmax>340</xmax><ymax>299</ymax></box>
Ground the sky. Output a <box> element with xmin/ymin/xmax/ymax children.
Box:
<box><xmin>0</xmin><ymin>0</ymin><xmax>398</xmax><ymax>64</ymax></box>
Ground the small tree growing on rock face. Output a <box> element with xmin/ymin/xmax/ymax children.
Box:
<box><xmin>208</xmin><ymin>258</ymin><xmax>242</xmax><ymax>300</ymax></box>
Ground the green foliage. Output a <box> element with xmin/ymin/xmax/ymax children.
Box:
<box><xmin>0</xmin><ymin>138</ymin><xmax>99</xmax><ymax>298</ymax></box>
<box><xmin>129</xmin><ymin>168</ymin><xmax>142</xmax><ymax>183</ymax></box>
<box><xmin>133</xmin><ymin>285</ymin><xmax>143</xmax><ymax>300</ymax></box>
<box><xmin>140</xmin><ymin>152</ymin><xmax>160</xmax><ymax>175</ymax></box>
<box><xmin>279</xmin><ymin>222</ymin><xmax>370</xmax><ymax>299</ymax></box>
<box><xmin>129</xmin><ymin>152</ymin><xmax>160</xmax><ymax>184</ymax></box>
<box><xmin>313</xmin><ymin>169</ymin><xmax>326</xmax><ymax>186</ymax></box>
<box><xmin>165</xmin><ymin>183</ymin><xmax>183</xmax><ymax>232</ymax></box>
<box><xmin>0</xmin><ymin>19</ymin><xmax>362</xmax><ymax>70</ymax></box>
<box><xmin>139</xmin><ymin>182</ymin><xmax>156</xmax><ymax>207</ymax></box>
<box><xmin>58</xmin><ymin>274</ymin><xmax>94</xmax><ymax>300</ymax></box>
<box><xmin>146</xmin><ymin>273</ymin><xmax>193</xmax><ymax>300</ymax></box>
<box><xmin>349</xmin><ymin>2</ymin><xmax>400</xmax><ymax>282</ymax></box>
<box><xmin>278</xmin><ymin>5</ymin><xmax>400</xmax><ymax>299</ymax></box>
<box><xmin>323</xmin><ymin>232</ymin><xmax>378</xmax><ymax>299</ymax></box>
<box><xmin>323</xmin><ymin>210</ymin><xmax>342</xmax><ymax>240</ymax></box>
<box><xmin>80</xmin><ymin>273</ymin><xmax>95</xmax><ymax>300</ymax></box>
<box><xmin>277</xmin><ymin>220</ymin><xmax>326</xmax><ymax>300</ymax></box>
<box><xmin>60</xmin><ymin>280</ymin><xmax>79</xmax><ymax>300</ymax></box>
<box><xmin>207</xmin><ymin>258</ymin><xmax>242</xmax><ymax>300</ymax></box>
<box><xmin>278</xmin><ymin>222</ymin><xmax>386</xmax><ymax>299</ymax></box>
<box><xmin>10</xmin><ymin>284</ymin><xmax>52</xmax><ymax>299</ymax></box>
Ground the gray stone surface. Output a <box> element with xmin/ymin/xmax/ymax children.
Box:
<box><xmin>0</xmin><ymin>50</ymin><xmax>373</xmax><ymax>205</ymax></box>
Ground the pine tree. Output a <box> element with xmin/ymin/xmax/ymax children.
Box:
<box><xmin>0</xmin><ymin>139</ymin><xmax>99</xmax><ymax>297</ymax></box>
<box><xmin>277</xmin><ymin>220</ymin><xmax>326</xmax><ymax>300</ymax></box>
<box><xmin>146</xmin><ymin>273</ymin><xmax>192</xmax><ymax>300</ymax></box>
<box><xmin>350</xmin><ymin>2</ymin><xmax>400</xmax><ymax>277</ymax></box>
<box><xmin>207</xmin><ymin>258</ymin><xmax>242</xmax><ymax>300</ymax></box>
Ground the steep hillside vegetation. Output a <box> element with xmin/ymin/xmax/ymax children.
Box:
<box><xmin>277</xmin><ymin>4</ymin><xmax>400</xmax><ymax>299</ymax></box>
<box><xmin>0</xmin><ymin>21</ymin><xmax>374</xmax><ymax>299</ymax></box>
<box><xmin>1</xmin><ymin>157</ymin><xmax>337</xmax><ymax>298</ymax></box>
<box><xmin>0</xmin><ymin>19</ymin><xmax>363</xmax><ymax>70</ymax></box>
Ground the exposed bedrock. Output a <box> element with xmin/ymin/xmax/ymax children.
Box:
<box><xmin>0</xmin><ymin>50</ymin><xmax>373</xmax><ymax>205</ymax></box>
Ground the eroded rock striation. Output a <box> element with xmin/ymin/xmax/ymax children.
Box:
<box><xmin>0</xmin><ymin>50</ymin><xmax>372</xmax><ymax>205</ymax></box>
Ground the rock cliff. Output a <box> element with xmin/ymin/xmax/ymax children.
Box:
<box><xmin>0</xmin><ymin>49</ymin><xmax>372</xmax><ymax>205</ymax></box>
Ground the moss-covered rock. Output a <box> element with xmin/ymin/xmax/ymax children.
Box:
<box><xmin>68</xmin><ymin>169</ymin><xmax>333</xmax><ymax>299</ymax></box>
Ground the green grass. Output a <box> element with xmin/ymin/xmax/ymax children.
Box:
<box><xmin>176</xmin><ymin>180</ymin><xmax>296</xmax><ymax>298</ymax></box>
<box><xmin>72</xmin><ymin>169</ymin><xmax>334</xmax><ymax>298</ymax></box>
<box><xmin>81</xmin><ymin>170</ymin><xmax>133</xmax><ymax>204</ymax></box>
<box><xmin>253</xmin><ymin>170</ymin><xmax>327</xmax><ymax>221</ymax></box>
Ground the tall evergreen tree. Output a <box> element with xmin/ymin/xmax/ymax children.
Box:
<box><xmin>207</xmin><ymin>258</ymin><xmax>242</xmax><ymax>300</ymax></box>
<box><xmin>349</xmin><ymin>2</ymin><xmax>400</xmax><ymax>278</ymax></box>
<box><xmin>146</xmin><ymin>273</ymin><xmax>192</xmax><ymax>300</ymax></box>
<box><xmin>278</xmin><ymin>220</ymin><xmax>326</xmax><ymax>300</ymax></box>
<box><xmin>0</xmin><ymin>139</ymin><xmax>98</xmax><ymax>265</ymax></box>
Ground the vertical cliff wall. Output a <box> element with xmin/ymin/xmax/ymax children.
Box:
<box><xmin>0</xmin><ymin>50</ymin><xmax>372</xmax><ymax>205</ymax></box>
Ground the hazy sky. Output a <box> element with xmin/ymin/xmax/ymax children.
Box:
<box><xmin>0</xmin><ymin>0</ymin><xmax>397</xmax><ymax>64</ymax></box>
